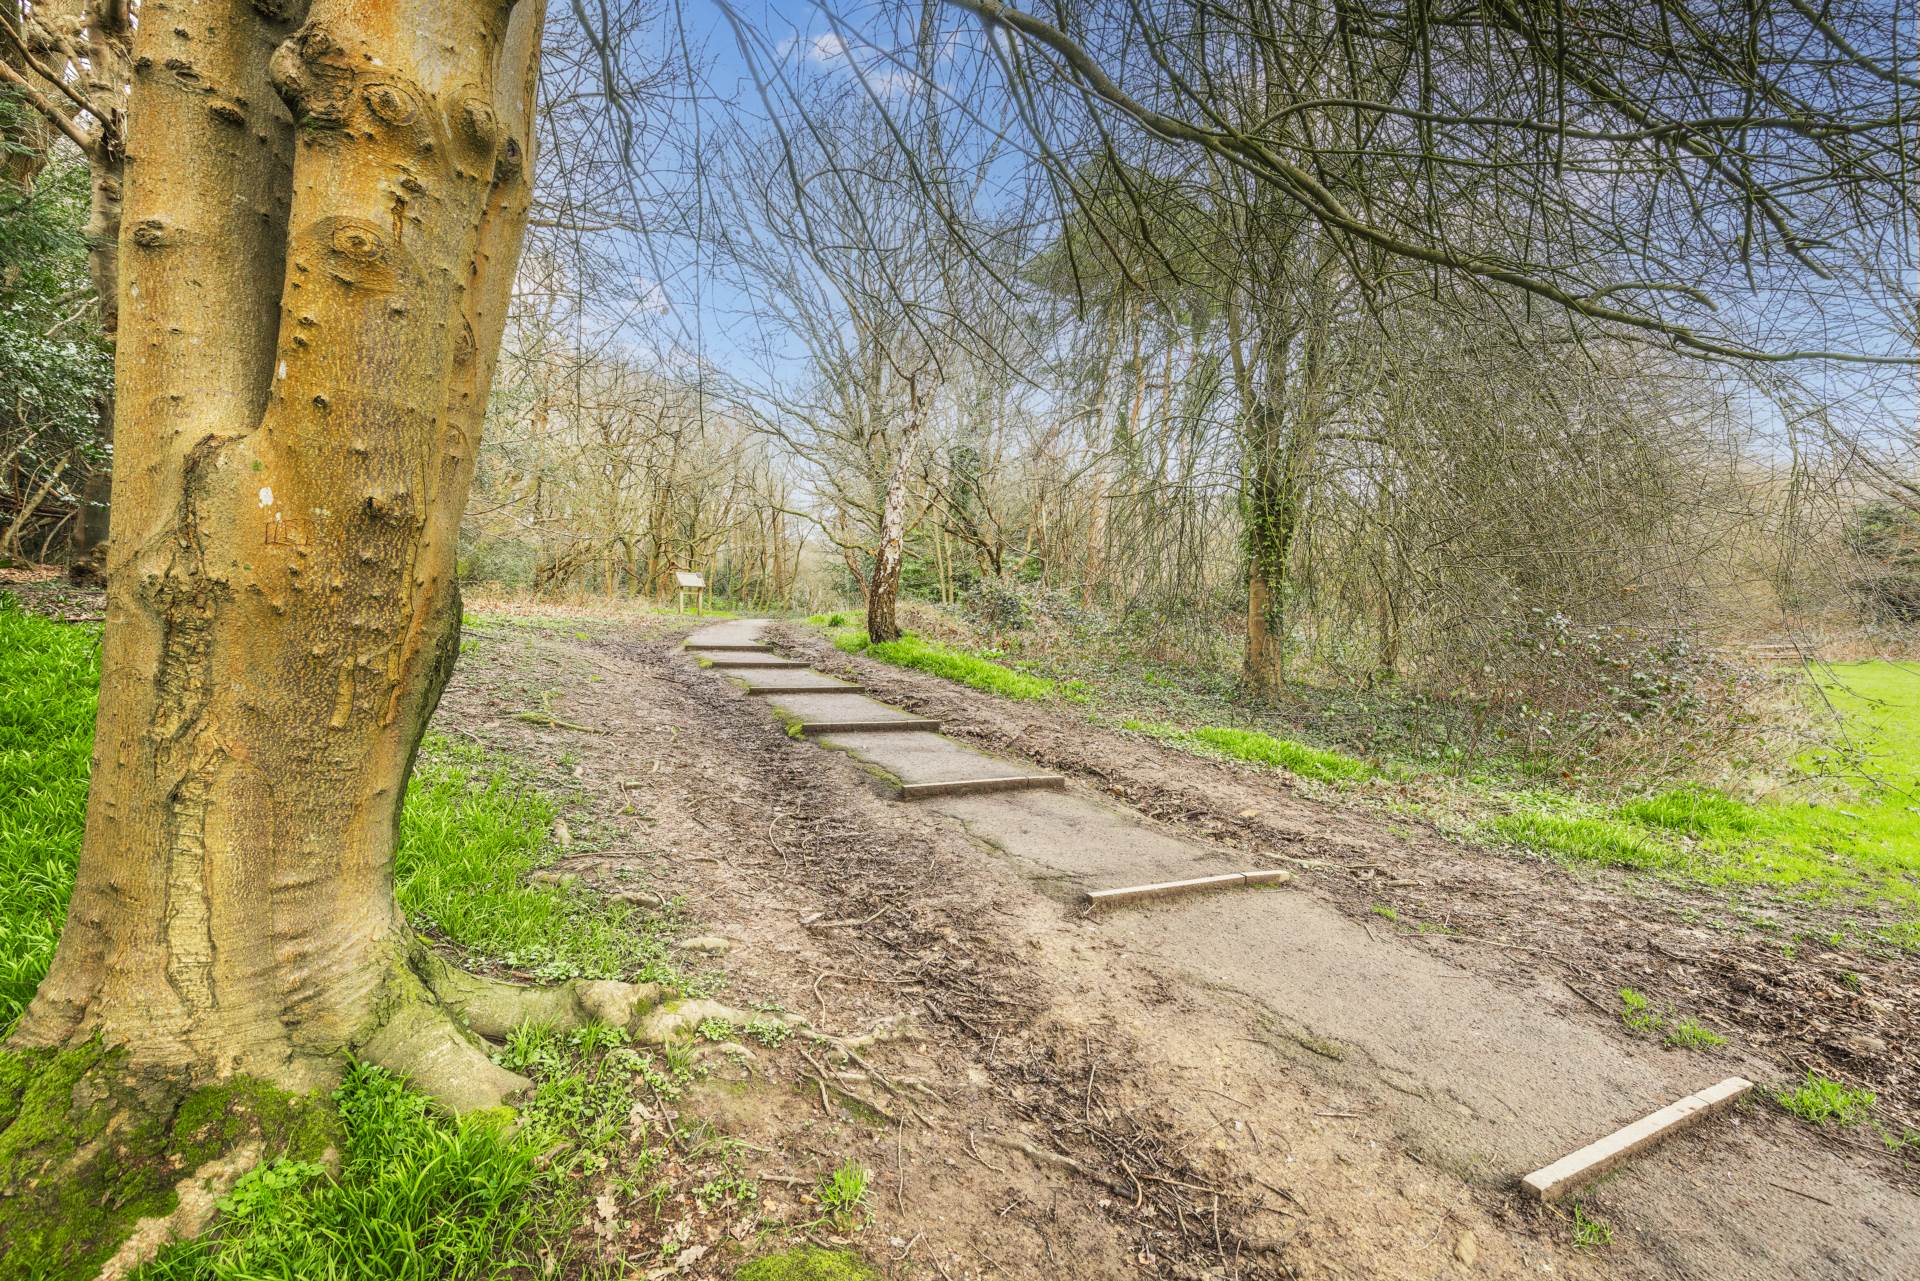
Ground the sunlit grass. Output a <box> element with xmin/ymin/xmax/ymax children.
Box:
<box><xmin>1479</xmin><ymin>811</ymin><xmax>1684</xmax><ymax>871</ymax></box>
<box><xmin>399</xmin><ymin>736</ymin><xmax>684</xmax><ymax>985</ymax></box>
<box><xmin>830</xmin><ymin>629</ymin><xmax>1060</xmax><ymax>701</ymax></box>
<box><xmin>1478</xmin><ymin>662</ymin><xmax>1920</xmax><ymax>931</ymax></box>
<box><xmin>1187</xmin><ymin>725</ymin><xmax>1375</xmax><ymax>784</ymax></box>
<box><xmin>1808</xmin><ymin>660</ymin><xmax>1920</xmax><ymax>792</ymax></box>
<box><xmin>1773</xmin><ymin>1070</ymin><xmax>1877</xmax><ymax>1126</ymax></box>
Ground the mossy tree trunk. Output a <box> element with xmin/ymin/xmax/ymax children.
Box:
<box><xmin>11</xmin><ymin>0</ymin><xmax>551</xmax><ymax>1112</ymax></box>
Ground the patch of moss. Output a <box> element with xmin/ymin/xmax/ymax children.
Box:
<box><xmin>735</xmin><ymin>1245</ymin><xmax>878</xmax><ymax>1281</ymax></box>
<box><xmin>0</xmin><ymin>1040</ymin><xmax>337</xmax><ymax>1280</ymax></box>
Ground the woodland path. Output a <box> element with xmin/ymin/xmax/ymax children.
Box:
<box><xmin>677</xmin><ymin>618</ymin><xmax>1918</xmax><ymax>1280</ymax></box>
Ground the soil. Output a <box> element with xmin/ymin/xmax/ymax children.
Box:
<box><xmin>432</xmin><ymin>612</ymin><xmax>1917</xmax><ymax>1279</ymax></box>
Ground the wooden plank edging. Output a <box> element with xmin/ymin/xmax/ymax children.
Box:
<box><xmin>1083</xmin><ymin>869</ymin><xmax>1293</xmax><ymax>910</ymax></box>
<box><xmin>800</xmin><ymin>719</ymin><xmax>940</xmax><ymax>734</ymax></box>
<box><xmin>897</xmin><ymin>774</ymin><xmax>1067</xmax><ymax>800</ymax></box>
<box><xmin>1521</xmin><ymin>1077</ymin><xmax>1754</xmax><ymax>1201</ymax></box>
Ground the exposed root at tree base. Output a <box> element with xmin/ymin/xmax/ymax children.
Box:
<box><xmin>1</xmin><ymin>938</ymin><xmax>787</xmax><ymax>1277</ymax></box>
<box><xmin>355</xmin><ymin>936</ymin><xmax>775</xmax><ymax>1114</ymax></box>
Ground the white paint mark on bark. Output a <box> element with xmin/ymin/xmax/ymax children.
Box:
<box><xmin>258</xmin><ymin>486</ymin><xmax>273</xmax><ymax>506</ymax></box>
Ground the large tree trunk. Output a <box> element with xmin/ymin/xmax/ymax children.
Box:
<box><xmin>866</xmin><ymin>381</ymin><xmax>924</xmax><ymax>644</ymax></box>
<box><xmin>13</xmin><ymin>0</ymin><xmax>556</xmax><ymax>1112</ymax></box>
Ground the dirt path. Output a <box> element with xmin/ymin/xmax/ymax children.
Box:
<box><xmin>444</xmin><ymin>614</ymin><xmax>1917</xmax><ymax>1279</ymax></box>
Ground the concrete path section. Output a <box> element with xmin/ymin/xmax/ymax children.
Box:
<box><xmin>684</xmin><ymin>620</ymin><xmax>770</xmax><ymax>649</ymax></box>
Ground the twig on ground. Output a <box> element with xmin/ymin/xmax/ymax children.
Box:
<box><xmin>510</xmin><ymin>710</ymin><xmax>602</xmax><ymax>733</ymax></box>
<box><xmin>1768</xmin><ymin>1180</ymin><xmax>1835</xmax><ymax>1207</ymax></box>
<box><xmin>982</xmin><ymin>1132</ymin><xmax>1090</xmax><ymax>1176</ymax></box>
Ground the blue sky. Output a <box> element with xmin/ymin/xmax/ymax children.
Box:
<box><xmin>565</xmin><ymin>0</ymin><xmax>1916</xmax><ymax>438</ymax></box>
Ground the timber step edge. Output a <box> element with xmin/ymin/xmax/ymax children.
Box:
<box><xmin>799</xmin><ymin>719</ymin><xmax>941</xmax><ymax>735</ymax></box>
<box><xmin>897</xmin><ymin>774</ymin><xmax>1066</xmax><ymax>800</ymax></box>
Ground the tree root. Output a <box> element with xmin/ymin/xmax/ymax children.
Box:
<box><xmin>353</xmin><ymin>938</ymin><xmax>771</xmax><ymax>1114</ymax></box>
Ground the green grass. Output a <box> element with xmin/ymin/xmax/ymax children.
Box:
<box><xmin>1618</xmin><ymin>988</ymin><xmax>1726</xmax><ymax>1050</ymax></box>
<box><xmin>141</xmin><ymin>1062</ymin><xmax>554</xmax><ymax>1281</ymax></box>
<box><xmin>1773</xmin><ymin>1071</ymin><xmax>1876</xmax><ymax>1126</ymax></box>
<box><xmin>814</xmin><ymin>1159</ymin><xmax>871</xmax><ymax>1231</ymax></box>
<box><xmin>832</xmin><ymin>630</ymin><xmax>1058</xmax><ymax>701</ymax></box>
<box><xmin>1480</xmin><ymin>811</ymin><xmax>1683</xmax><ymax>871</ymax></box>
<box><xmin>1114</xmin><ymin>717</ymin><xmax>1374</xmax><ymax>787</ymax></box>
<box><xmin>0</xmin><ymin>602</ymin><xmax>98</xmax><ymax>1035</ymax></box>
<box><xmin>397</xmin><ymin>737</ymin><xmax>682</xmax><ymax>984</ymax></box>
<box><xmin>1811</xmin><ymin>660</ymin><xmax>1920</xmax><ymax>792</ymax></box>
<box><xmin>1571</xmin><ymin>1203</ymin><xmax>1613</xmax><ymax>1249</ymax></box>
<box><xmin>1188</xmin><ymin>725</ymin><xmax>1375</xmax><ymax>784</ymax></box>
<box><xmin>1483</xmin><ymin>765</ymin><xmax>1920</xmax><ymax>931</ymax></box>
<box><xmin>1477</xmin><ymin>769</ymin><xmax>1918</xmax><ymax>937</ymax></box>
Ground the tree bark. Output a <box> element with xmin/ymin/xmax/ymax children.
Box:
<box><xmin>13</xmin><ymin>0</ymin><xmax>557</xmax><ymax>1111</ymax></box>
<box><xmin>866</xmin><ymin>377</ymin><xmax>924</xmax><ymax>644</ymax></box>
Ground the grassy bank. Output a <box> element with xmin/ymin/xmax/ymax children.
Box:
<box><xmin>818</xmin><ymin>618</ymin><xmax>1075</xmax><ymax>702</ymax></box>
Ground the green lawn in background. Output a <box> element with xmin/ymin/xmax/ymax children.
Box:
<box><xmin>1810</xmin><ymin>660</ymin><xmax>1920</xmax><ymax>792</ymax></box>
<box><xmin>1482</xmin><ymin>660</ymin><xmax>1920</xmax><ymax>941</ymax></box>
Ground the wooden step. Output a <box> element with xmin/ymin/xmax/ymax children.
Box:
<box><xmin>691</xmin><ymin>642</ymin><xmax>772</xmax><ymax>653</ymax></box>
<box><xmin>745</xmin><ymin>684</ymin><xmax>865</xmax><ymax>696</ymax></box>
<box><xmin>799</xmin><ymin>719</ymin><xmax>940</xmax><ymax>735</ymax></box>
<box><xmin>703</xmin><ymin>657</ymin><xmax>808</xmax><ymax>668</ymax></box>
<box><xmin>1084</xmin><ymin>869</ymin><xmax>1293</xmax><ymax>910</ymax></box>
<box><xmin>896</xmin><ymin>774</ymin><xmax>1066</xmax><ymax>800</ymax></box>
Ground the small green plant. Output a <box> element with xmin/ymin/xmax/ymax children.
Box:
<box><xmin>1369</xmin><ymin>905</ymin><xmax>1400</xmax><ymax>924</ymax></box>
<box><xmin>1619</xmin><ymin>988</ymin><xmax>1660</xmax><ymax>1034</ymax></box>
<box><xmin>743</xmin><ymin>1015</ymin><xmax>791</xmax><ymax>1047</ymax></box>
<box><xmin>815</xmin><ymin>1159</ymin><xmax>871</xmax><ymax>1230</ymax></box>
<box><xmin>571</xmin><ymin>1019</ymin><xmax>629</xmax><ymax>1054</ymax></box>
<box><xmin>498</xmin><ymin>1020</ymin><xmax>562</xmax><ymax>1073</ymax></box>
<box><xmin>1571</xmin><ymin>1203</ymin><xmax>1613</xmax><ymax>1249</ymax></box>
<box><xmin>659</xmin><ymin>1037</ymin><xmax>700</xmax><ymax>1078</ymax></box>
<box><xmin>696</xmin><ymin>1017</ymin><xmax>736</xmax><ymax>1043</ymax></box>
<box><xmin>1617</xmin><ymin>989</ymin><xmax>1724</xmax><ymax>1049</ymax></box>
<box><xmin>693</xmin><ymin>1173</ymin><xmax>758</xmax><ymax>1207</ymax></box>
<box><xmin>1774</xmin><ymin>1071</ymin><xmax>1876</xmax><ymax>1125</ymax></box>
<box><xmin>1662</xmin><ymin>1017</ymin><xmax>1726</xmax><ymax>1050</ymax></box>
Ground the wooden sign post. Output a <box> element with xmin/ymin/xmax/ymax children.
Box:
<box><xmin>674</xmin><ymin>571</ymin><xmax>707</xmax><ymax>616</ymax></box>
